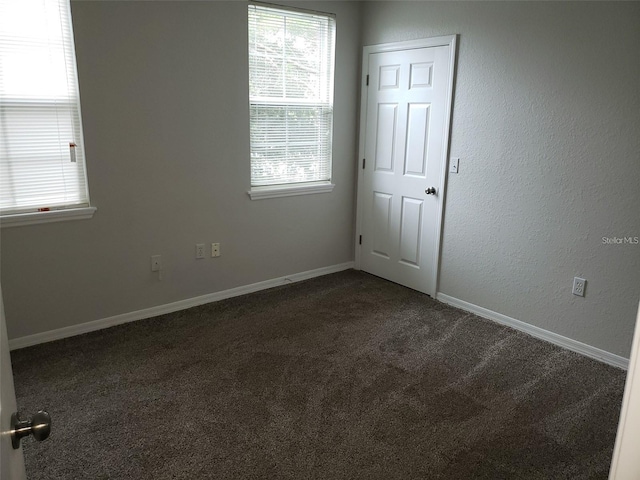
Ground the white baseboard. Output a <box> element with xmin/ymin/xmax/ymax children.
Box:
<box><xmin>436</xmin><ymin>293</ymin><xmax>629</xmax><ymax>370</ymax></box>
<box><xmin>9</xmin><ymin>261</ymin><xmax>355</xmax><ymax>351</ymax></box>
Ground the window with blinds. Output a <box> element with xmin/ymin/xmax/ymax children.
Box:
<box><xmin>0</xmin><ymin>0</ymin><xmax>90</xmax><ymax>217</ymax></box>
<box><xmin>248</xmin><ymin>3</ymin><xmax>336</xmax><ymax>189</ymax></box>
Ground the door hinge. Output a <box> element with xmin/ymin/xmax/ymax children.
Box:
<box><xmin>362</xmin><ymin>158</ymin><xmax>366</xmax><ymax>169</ymax></box>
<box><xmin>366</xmin><ymin>75</ymin><xmax>369</xmax><ymax>86</ymax></box>
<box><xmin>359</xmin><ymin>235</ymin><xmax>362</xmax><ymax>245</ymax></box>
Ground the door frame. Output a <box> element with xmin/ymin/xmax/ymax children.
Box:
<box><xmin>354</xmin><ymin>35</ymin><xmax>458</xmax><ymax>297</ymax></box>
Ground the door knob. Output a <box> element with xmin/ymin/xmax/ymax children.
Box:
<box><xmin>11</xmin><ymin>410</ymin><xmax>51</xmax><ymax>449</ymax></box>
<box><xmin>425</xmin><ymin>187</ymin><xmax>437</xmax><ymax>195</ymax></box>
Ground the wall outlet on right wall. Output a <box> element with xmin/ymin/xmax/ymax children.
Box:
<box><xmin>572</xmin><ymin>277</ymin><xmax>587</xmax><ymax>297</ymax></box>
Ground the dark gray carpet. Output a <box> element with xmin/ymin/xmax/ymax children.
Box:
<box><xmin>11</xmin><ymin>270</ymin><xmax>625</xmax><ymax>479</ymax></box>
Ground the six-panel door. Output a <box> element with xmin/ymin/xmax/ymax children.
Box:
<box><xmin>360</xmin><ymin>45</ymin><xmax>451</xmax><ymax>295</ymax></box>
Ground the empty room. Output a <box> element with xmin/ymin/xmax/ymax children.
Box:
<box><xmin>1</xmin><ymin>0</ymin><xmax>639</xmax><ymax>478</ymax></box>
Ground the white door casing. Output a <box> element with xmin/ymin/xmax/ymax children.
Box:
<box><xmin>355</xmin><ymin>36</ymin><xmax>457</xmax><ymax>296</ymax></box>
<box><xmin>0</xmin><ymin>285</ymin><xmax>27</xmax><ymax>479</ymax></box>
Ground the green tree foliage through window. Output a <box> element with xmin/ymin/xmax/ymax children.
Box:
<box><xmin>248</xmin><ymin>4</ymin><xmax>335</xmax><ymax>187</ymax></box>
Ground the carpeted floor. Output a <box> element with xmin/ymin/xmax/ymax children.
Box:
<box><xmin>12</xmin><ymin>270</ymin><xmax>626</xmax><ymax>479</ymax></box>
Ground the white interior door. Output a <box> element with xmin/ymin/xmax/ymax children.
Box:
<box><xmin>609</xmin><ymin>302</ymin><xmax>640</xmax><ymax>479</ymax></box>
<box><xmin>356</xmin><ymin>37</ymin><xmax>457</xmax><ymax>296</ymax></box>
<box><xmin>0</xmin><ymin>285</ymin><xmax>27</xmax><ymax>480</ymax></box>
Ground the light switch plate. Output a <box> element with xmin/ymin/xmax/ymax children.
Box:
<box><xmin>450</xmin><ymin>157</ymin><xmax>459</xmax><ymax>174</ymax></box>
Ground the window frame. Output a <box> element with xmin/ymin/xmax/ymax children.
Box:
<box><xmin>247</xmin><ymin>2</ymin><xmax>336</xmax><ymax>200</ymax></box>
<box><xmin>0</xmin><ymin>0</ymin><xmax>95</xmax><ymax>228</ymax></box>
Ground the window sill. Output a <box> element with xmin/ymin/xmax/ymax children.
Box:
<box><xmin>0</xmin><ymin>206</ymin><xmax>97</xmax><ymax>228</ymax></box>
<box><xmin>248</xmin><ymin>182</ymin><xmax>335</xmax><ymax>200</ymax></box>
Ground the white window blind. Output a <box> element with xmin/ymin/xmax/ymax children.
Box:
<box><xmin>0</xmin><ymin>0</ymin><xmax>90</xmax><ymax>216</ymax></box>
<box><xmin>248</xmin><ymin>3</ymin><xmax>335</xmax><ymax>188</ymax></box>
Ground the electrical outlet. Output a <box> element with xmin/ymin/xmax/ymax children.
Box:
<box><xmin>196</xmin><ymin>244</ymin><xmax>205</xmax><ymax>259</ymax></box>
<box><xmin>151</xmin><ymin>255</ymin><xmax>162</xmax><ymax>272</ymax></box>
<box><xmin>211</xmin><ymin>243</ymin><xmax>220</xmax><ymax>258</ymax></box>
<box><xmin>572</xmin><ymin>277</ymin><xmax>586</xmax><ymax>297</ymax></box>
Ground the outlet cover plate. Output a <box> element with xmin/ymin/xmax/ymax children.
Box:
<box><xmin>151</xmin><ymin>255</ymin><xmax>162</xmax><ymax>272</ymax></box>
<box><xmin>572</xmin><ymin>277</ymin><xmax>586</xmax><ymax>297</ymax></box>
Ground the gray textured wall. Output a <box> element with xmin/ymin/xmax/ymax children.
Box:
<box><xmin>0</xmin><ymin>1</ymin><xmax>361</xmax><ymax>339</ymax></box>
<box><xmin>2</xmin><ymin>1</ymin><xmax>639</xmax><ymax>359</ymax></box>
<box><xmin>362</xmin><ymin>1</ymin><xmax>640</xmax><ymax>357</ymax></box>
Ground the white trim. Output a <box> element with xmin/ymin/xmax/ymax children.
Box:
<box><xmin>355</xmin><ymin>35</ymin><xmax>458</xmax><ymax>298</ymax></box>
<box><xmin>249</xmin><ymin>1</ymin><xmax>336</xmax><ymax>19</ymax></box>
<box><xmin>8</xmin><ymin>261</ymin><xmax>354</xmax><ymax>351</ymax></box>
<box><xmin>436</xmin><ymin>292</ymin><xmax>629</xmax><ymax>370</ymax></box>
<box><xmin>432</xmin><ymin>36</ymin><xmax>457</xmax><ymax>295</ymax></box>
<box><xmin>353</xmin><ymin>42</ymin><xmax>370</xmax><ymax>271</ymax></box>
<box><xmin>365</xmin><ymin>36</ymin><xmax>459</xmax><ymax>53</ymax></box>
<box><xmin>0</xmin><ymin>207</ymin><xmax>97</xmax><ymax>228</ymax></box>
<box><xmin>248</xmin><ymin>182</ymin><xmax>335</xmax><ymax>200</ymax></box>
